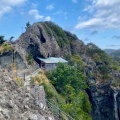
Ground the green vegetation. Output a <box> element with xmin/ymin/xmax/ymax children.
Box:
<box><xmin>26</xmin><ymin>53</ymin><xmax>34</xmax><ymax>65</ymax></box>
<box><xmin>64</xmin><ymin>31</ymin><xmax>78</xmax><ymax>41</ymax></box>
<box><xmin>31</xmin><ymin>70</ymin><xmax>65</xmax><ymax>107</ymax></box>
<box><xmin>111</xmin><ymin>58</ymin><xmax>120</xmax><ymax>72</ymax></box>
<box><xmin>87</xmin><ymin>43</ymin><xmax>111</xmax><ymax>65</ymax></box>
<box><xmin>25</xmin><ymin>21</ymin><xmax>31</xmax><ymax>30</ymax></box>
<box><xmin>47</xmin><ymin>63</ymin><xmax>91</xmax><ymax>120</ymax></box>
<box><xmin>44</xmin><ymin>21</ymin><xmax>70</xmax><ymax>48</ymax></box>
<box><xmin>111</xmin><ymin>78</ymin><xmax>120</xmax><ymax>87</ymax></box>
<box><xmin>0</xmin><ymin>43</ymin><xmax>12</xmax><ymax>53</ymax></box>
<box><xmin>41</xmin><ymin>22</ymin><xmax>53</xmax><ymax>37</ymax></box>
<box><xmin>0</xmin><ymin>35</ymin><xmax>5</xmax><ymax>45</ymax></box>
<box><xmin>87</xmin><ymin>43</ymin><xmax>113</xmax><ymax>81</ymax></box>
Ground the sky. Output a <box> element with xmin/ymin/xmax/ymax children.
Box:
<box><xmin>0</xmin><ymin>0</ymin><xmax>120</xmax><ymax>49</ymax></box>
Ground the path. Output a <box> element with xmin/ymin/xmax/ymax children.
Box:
<box><xmin>24</xmin><ymin>68</ymin><xmax>41</xmax><ymax>86</ymax></box>
<box><xmin>22</xmin><ymin>68</ymin><xmax>75</xmax><ymax>120</ymax></box>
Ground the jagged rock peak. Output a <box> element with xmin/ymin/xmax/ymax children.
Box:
<box><xmin>17</xmin><ymin>21</ymin><xmax>85</xmax><ymax>59</ymax></box>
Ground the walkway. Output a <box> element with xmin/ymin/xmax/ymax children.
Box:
<box><xmin>20</xmin><ymin>68</ymin><xmax>75</xmax><ymax>120</ymax></box>
<box><xmin>24</xmin><ymin>68</ymin><xmax>41</xmax><ymax>86</ymax></box>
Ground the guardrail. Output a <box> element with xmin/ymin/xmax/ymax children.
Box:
<box><xmin>46</xmin><ymin>100</ymin><xmax>75</xmax><ymax>120</ymax></box>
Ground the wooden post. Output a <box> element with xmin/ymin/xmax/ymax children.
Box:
<box><xmin>23</xmin><ymin>73</ymin><xmax>25</xmax><ymax>81</ymax></box>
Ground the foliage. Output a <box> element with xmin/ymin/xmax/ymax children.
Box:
<box><xmin>48</xmin><ymin>63</ymin><xmax>85</xmax><ymax>94</ymax></box>
<box><xmin>65</xmin><ymin>54</ymin><xmax>74</xmax><ymax>66</ymax></box>
<box><xmin>86</xmin><ymin>43</ymin><xmax>115</xmax><ymax>81</ymax></box>
<box><xmin>45</xmin><ymin>21</ymin><xmax>69</xmax><ymax>48</ymax></box>
<box><xmin>62</xmin><ymin>91</ymin><xmax>91</xmax><ymax>120</ymax></box>
<box><xmin>87</xmin><ymin>43</ymin><xmax>111</xmax><ymax>65</ymax></box>
<box><xmin>31</xmin><ymin>70</ymin><xmax>65</xmax><ymax>106</ymax></box>
<box><xmin>111</xmin><ymin>64</ymin><xmax>120</xmax><ymax>71</ymax></box>
<box><xmin>26</xmin><ymin>53</ymin><xmax>34</xmax><ymax>65</ymax></box>
<box><xmin>0</xmin><ymin>43</ymin><xmax>12</xmax><ymax>53</ymax></box>
<box><xmin>41</xmin><ymin>22</ymin><xmax>53</xmax><ymax>37</ymax></box>
<box><xmin>25</xmin><ymin>21</ymin><xmax>31</xmax><ymax>30</ymax></box>
<box><xmin>72</xmin><ymin>55</ymin><xmax>86</xmax><ymax>71</ymax></box>
<box><xmin>9</xmin><ymin>36</ymin><xmax>14</xmax><ymax>41</ymax></box>
<box><xmin>111</xmin><ymin>58</ymin><xmax>120</xmax><ymax>72</ymax></box>
<box><xmin>111</xmin><ymin>78</ymin><xmax>120</xmax><ymax>87</ymax></box>
<box><xmin>47</xmin><ymin>63</ymin><xmax>91</xmax><ymax>120</ymax></box>
<box><xmin>65</xmin><ymin>31</ymin><xmax>78</xmax><ymax>41</ymax></box>
<box><xmin>0</xmin><ymin>35</ymin><xmax>5</xmax><ymax>45</ymax></box>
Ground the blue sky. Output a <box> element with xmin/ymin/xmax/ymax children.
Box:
<box><xmin>0</xmin><ymin>0</ymin><xmax>120</xmax><ymax>49</ymax></box>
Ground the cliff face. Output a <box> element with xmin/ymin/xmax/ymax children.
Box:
<box><xmin>88</xmin><ymin>85</ymin><xmax>120</xmax><ymax>120</ymax></box>
<box><xmin>1</xmin><ymin>21</ymin><xmax>120</xmax><ymax>120</ymax></box>
<box><xmin>16</xmin><ymin>21</ymin><xmax>120</xmax><ymax>120</ymax></box>
<box><xmin>0</xmin><ymin>50</ymin><xmax>26</xmax><ymax>71</ymax></box>
<box><xmin>17</xmin><ymin>22</ymin><xmax>86</xmax><ymax>59</ymax></box>
<box><xmin>0</xmin><ymin>69</ymin><xmax>55</xmax><ymax>120</ymax></box>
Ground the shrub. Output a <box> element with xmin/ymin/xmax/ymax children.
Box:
<box><xmin>0</xmin><ymin>43</ymin><xmax>12</xmax><ymax>53</ymax></box>
<box><xmin>26</xmin><ymin>53</ymin><xmax>34</xmax><ymax>65</ymax></box>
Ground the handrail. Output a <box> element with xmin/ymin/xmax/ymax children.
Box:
<box><xmin>46</xmin><ymin>100</ymin><xmax>75</xmax><ymax>120</ymax></box>
<box><xmin>8</xmin><ymin>63</ymin><xmax>76</xmax><ymax>120</ymax></box>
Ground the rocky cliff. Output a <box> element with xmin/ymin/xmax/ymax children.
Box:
<box><xmin>0</xmin><ymin>69</ymin><xmax>55</xmax><ymax>120</ymax></box>
<box><xmin>17</xmin><ymin>21</ymin><xmax>86</xmax><ymax>59</ymax></box>
<box><xmin>16</xmin><ymin>22</ymin><xmax>120</xmax><ymax>120</ymax></box>
<box><xmin>0</xmin><ymin>21</ymin><xmax>120</xmax><ymax>120</ymax></box>
<box><xmin>0</xmin><ymin>50</ymin><xmax>26</xmax><ymax>71</ymax></box>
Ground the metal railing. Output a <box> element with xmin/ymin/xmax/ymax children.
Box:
<box><xmin>46</xmin><ymin>100</ymin><xmax>75</xmax><ymax>120</ymax></box>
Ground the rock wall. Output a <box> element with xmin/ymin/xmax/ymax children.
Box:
<box><xmin>0</xmin><ymin>70</ymin><xmax>55</xmax><ymax>120</ymax></box>
<box><xmin>17</xmin><ymin>23</ymin><xmax>61</xmax><ymax>58</ymax></box>
<box><xmin>0</xmin><ymin>51</ymin><xmax>26</xmax><ymax>71</ymax></box>
<box><xmin>87</xmin><ymin>83</ymin><xmax>120</xmax><ymax>120</ymax></box>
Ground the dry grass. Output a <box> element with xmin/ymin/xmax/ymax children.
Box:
<box><xmin>0</xmin><ymin>43</ymin><xmax>12</xmax><ymax>54</ymax></box>
<box><xmin>32</xmin><ymin>70</ymin><xmax>65</xmax><ymax>105</ymax></box>
<box><xmin>14</xmin><ymin>77</ymin><xmax>23</xmax><ymax>86</ymax></box>
<box><xmin>33</xmin><ymin>70</ymin><xmax>50</xmax><ymax>85</ymax></box>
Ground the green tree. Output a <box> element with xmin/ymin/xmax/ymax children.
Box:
<box><xmin>47</xmin><ymin>63</ymin><xmax>91</xmax><ymax>120</ymax></box>
<box><xmin>25</xmin><ymin>21</ymin><xmax>31</xmax><ymax>30</ymax></box>
<box><xmin>48</xmin><ymin>63</ymin><xmax>84</xmax><ymax>94</ymax></box>
<box><xmin>26</xmin><ymin>53</ymin><xmax>34</xmax><ymax>65</ymax></box>
<box><xmin>0</xmin><ymin>35</ymin><xmax>5</xmax><ymax>45</ymax></box>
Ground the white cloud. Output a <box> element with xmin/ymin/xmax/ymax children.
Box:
<box><xmin>75</xmin><ymin>0</ymin><xmax>120</xmax><ymax>30</ymax></box>
<box><xmin>72</xmin><ymin>0</ymin><xmax>78</xmax><ymax>3</ymax></box>
<box><xmin>54</xmin><ymin>10</ymin><xmax>68</xmax><ymax>19</ymax></box>
<box><xmin>75</xmin><ymin>18</ymin><xmax>104</xmax><ymax>29</ymax></box>
<box><xmin>31</xmin><ymin>3</ymin><xmax>38</xmax><ymax>8</ymax></box>
<box><xmin>0</xmin><ymin>0</ymin><xmax>27</xmax><ymax>17</ymax></box>
<box><xmin>46</xmin><ymin>4</ymin><xmax>54</xmax><ymax>10</ymax></box>
<box><xmin>45</xmin><ymin>16</ymin><xmax>51</xmax><ymax>21</ymax></box>
<box><xmin>28</xmin><ymin>9</ymin><xmax>44</xmax><ymax>20</ymax></box>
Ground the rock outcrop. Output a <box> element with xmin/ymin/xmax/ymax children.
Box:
<box><xmin>17</xmin><ymin>22</ymin><xmax>86</xmax><ymax>59</ymax></box>
<box><xmin>0</xmin><ymin>21</ymin><xmax>120</xmax><ymax>120</ymax></box>
<box><xmin>0</xmin><ymin>50</ymin><xmax>26</xmax><ymax>71</ymax></box>
<box><xmin>0</xmin><ymin>69</ymin><xmax>55</xmax><ymax>120</ymax></box>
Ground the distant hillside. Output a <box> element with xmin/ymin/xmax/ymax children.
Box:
<box><xmin>104</xmin><ymin>49</ymin><xmax>120</xmax><ymax>57</ymax></box>
<box><xmin>104</xmin><ymin>49</ymin><xmax>116</xmax><ymax>54</ymax></box>
<box><xmin>110</xmin><ymin>49</ymin><xmax>120</xmax><ymax>57</ymax></box>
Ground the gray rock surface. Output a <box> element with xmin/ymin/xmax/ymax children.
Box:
<box><xmin>17</xmin><ymin>23</ymin><xmax>61</xmax><ymax>58</ymax></box>
<box><xmin>0</xmin><ymin>51</ymin><xmax>26</xmax><ymax>71</ymax></box>
<box><xmin>16</xmin><ymin>22</ymin><xmax>86</xmax><ymax>59</ymax></box>
<box><xmin>0</xmin><ymin>69</ymin><xmax>55</xmax><ymax>120</ymax></box>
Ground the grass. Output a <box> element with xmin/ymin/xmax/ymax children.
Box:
<box><xmin>0</xmin><ymin>43</ymin><xmax>12</xmax><ymax>54</ymax></box>
<box><xmin>31</xmin><ymin>70</ymin><xmax>65</xmax><ymax>106</ymax></box>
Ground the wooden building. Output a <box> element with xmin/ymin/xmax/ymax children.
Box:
<box><xmin>37</xmin><ymin>57</ymin><xmax>68</xmax><ymax>70</ymax></box>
